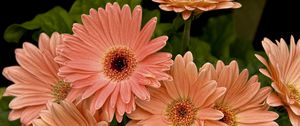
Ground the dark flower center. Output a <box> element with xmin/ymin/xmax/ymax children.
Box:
<box><xmin>103</xmin><ymin>47</ymin><xmax>137</xmax><ymax>81</ymax></box>
<box><xmin>167</xmin><ymin>99</ymin><xmax>196</xmax><ymax>126</ymax></box>
<box><xmin>111</xmin><ymin>56</ymin><xmax>127</xmax><ymax>72</ymax></box>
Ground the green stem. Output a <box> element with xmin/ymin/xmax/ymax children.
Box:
<box><xmin>181</xmin><ymin>17</ymin><xmax>192</xmax><ymax>53</ymax></box>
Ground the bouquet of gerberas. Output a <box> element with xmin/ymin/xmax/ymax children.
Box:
<box><xmin>0</xmin><ymin>0</ymin><xmax>299</xmax><ymax>126</ymax></box>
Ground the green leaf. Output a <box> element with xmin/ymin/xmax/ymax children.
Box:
<box><xmin>0</xmin><ymin>88</ymin><xmax>4</xmax><ymax>100</ymax></box>
<box><xmin>272</xmin><ymin>107</ymin><xmax>292</xmax><ymax>126</ymax></box>
<box><xmin>142</xmin><ymin>9</ymin><xmax>160</xmax><ymax>25</ymax></box>
<box><xmin>154</xmin><ymin>23</ymin><xmax>172</xmax><ymax>37</ymax></box>
<box><xmin>110</xmin><ymin>114</ymin><xmax>130</xmax><ymax>126</ymax></box>
<box><xmin>188</xmin><ymin>37</ymin><xmax>217</xmax><ymax>66</ymax></box>
<box><xmin>4</xmin><ymin>6</ymin><xmax>73</xmax><ymax>43</ymax></box>
<box><xmin>3</xmin><ymin>21</ymin><xmax>40</xmax><ymax>43</ymax></box>
<box><xmin>115</xmin><ymin>0</ymin><xmax>142</xmax><ymax>8</ymax></box>
<box><xmin>230</xmin><ymin>38</ymin><xmax>254</xmax><ymax>60</ymax></box>
<box><xmin>0</xmin><ymin>96</ymin><xmax>20</xmax><ymax>126</ymax></box>
<box><xmin>69</xmin><ymin>0</ymin><xmax>104</xmax><ymax>23</ymax></box>
<box><xmin>200</xmin><ymin>14</ymin><xmax>237</xmax><ymax>59</ymax></box>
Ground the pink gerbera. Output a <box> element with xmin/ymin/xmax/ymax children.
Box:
<box><xmin>202</xmin><ymin>61</ymin><xmax>278</xmax><ymax>126</ymax></box>
<box><xmin>55</xmin><ymin>3</ymin><xmax>173</xmax><ymax>122</ymax></box>
<box><xmin>127</xmin><ymin>52</ymin><xmax>227</xmax><ymax>126</ymax></box>
<box><xmin>152</xmin><ymin>0</ymin><xmax>241</xmax><ymax>20</ymax></box>
<box><xmin>256</xmin><ymin>37</ymin><xmax>300</xmax><ymax>125</ymax></box>
<box><xmin>2</xmin><ymin>32</ymin><xmax>78</xmax><ymax>125</ymax></box>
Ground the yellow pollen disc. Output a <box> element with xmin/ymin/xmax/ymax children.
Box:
<box><xmin>52</xmin><ymin>81</ymin><xmax>71</xmax><ymax>103</ymax></box>
<box><xmin>103</xmin><ymin>46</ymin><xmax>137</xmax><ymax>81</ymax></box>
<box><xmin>166</xmin><ymin>99</ymin><xmax>196</xmax><ymax>126</ymax></box>
<box><xmin>287</xmin><ymin>83</ymin><xmax>300</xmax><ymax>102</ymax></box>
<box><xmin>215</xmin><ymin>104</ymin><xmax>237</xmax><ymax>126</ymax></box>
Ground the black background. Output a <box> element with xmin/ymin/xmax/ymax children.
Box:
<box><xmin>0</xmin><ymin>0</ymin><xmax>299</xmax><ymax>86</ymax></box>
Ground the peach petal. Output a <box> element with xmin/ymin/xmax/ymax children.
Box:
<box><xmin>38</xmin><ymin>33</ymin><xmax>51</xmax><ymax>52</ymax></box>
<box><xmin>229</xmin><ymin>82</ymin><xmax>260</xmax><ymax>109</ymax></box>
<box><xmin>236</xmin><ymin>110</ymin><xmax>279</xmax><ymax>123</ymax></box>
<box><xmin>134</xmin><ymin>17</ymin><xmax>157</xmax><ymax>50</ymax></box>
<box><xmin>9</xmin><ymin>94</ymin><xmax>51</xmax><ymax>109</ymax></box>
<box><xmin>137</xmin><ymin>115</ymin><xmax>169</xmax><ymax>126</ymax></box>
<box><xmin>109</xmin><ymin>84</ymin><xmax>120</xmax><ymax>108</ymax></box>
<box><xmin>238</xmin><ymin>122</ymin><xmax>278</xmax><ymax>126</ymax></box>
<box><xmin>286</xmin><ymin>107</ymin><xmax>300</xmax><ymax>126</ymax></box>
<box><xmin>21</xmin><ymin>105</ymin><xmax>46</xmax><ymax>125</ymax></box>
<box><xmin>197</xmin><ymin>108</ymin><xmax>224</xmax><ymax>120</ymax></box>
<box><xmin>130</xmin><ymin>81</ymin><xmax>150</xmax><ymax>101</ymax></box>
<box><xmin>290</xmin><ymin>103</ymin><xmax>300</xmax><ymax>116</ymax></box>
<box><xmin>127</xmin><ymin>107</ymin><xmax>151</xmax><ymax>120</ymax></box>
<box><xmin>120</xmin><ymin>81</ymin><xmax>132</xmax><ymax>103</ymax></box>
<box><xmin>266</xmin><ymin>92</ymin><xmax>284</xmax><ymax>107</ymax></box>
<box><xmin>192</xmin><ymin>80</ymin><xmax>217</xmax><ymax>107</ymax></box>
<box><xmin>203</xmin><ymin>87</ymin><xmax>226</xmax><ymax>108</ymax></box>
<box><xmin>205</xmin><ymin>120</ymin><xmax>227</xmax><ymax>126</ymax></box>
<box><xmin>8</xmin><ymin>109</ymin><xmax>23</xmax><ymax>121</ymax></box>
<box><xmin>82</xmin><ymin>79</ymin><xmax>108</xmax><ymax>99</ymax></box>
<box><xmin>4</xmin><ymin>83</ymin><xmax>51</xmax><ymax>96</ymax></box>
<box><xmin>182</xmin><ymin>11</ymin><xmax>191</xmax><ymax>20</ymax></box>
<box><xmin>95</xmin><ymin>84</ymin><xmax>116</xmax><ymax>109</ymax></box>
<box><xmin>136</xmin><ymin>36</ymin><xmax>168</xmax><ymax>61</ymax></box>
<box><xmin>159</xmin><ymin>5</ymin><xmax>173</xmax><ymax>11</ymax></box>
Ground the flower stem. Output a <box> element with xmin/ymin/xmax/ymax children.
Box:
<box><xmin>181</xmin><ymin>17</ymin><xmax>192</xmax><ymax>53</ymax></box>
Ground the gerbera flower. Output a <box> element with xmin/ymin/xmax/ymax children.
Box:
<box><xmin>55</xmin><ymin>3</ymin><xmax>173</xmax><ymax>122</ymax></box>
<box><xmin>202</xmin><ymin>60</ymin><xmax>278</xmax><ymax>125</ymax></box>
<box><xmin>256</xmin><ymin>37</ymin><xmax>300</xmax><ymax>125</ymax></box>
<box><xmin>2</xmin><ymin>32</ymin><xmax>78</xmax><ymax>125</ymax></box>
<box><xmin>127</xmin><ymin>52</ymin><xmax>226</xmax><ymax>126</ymax></box>
<box><xmin>152</xmin><ymin>0</ymin><xmax>241</xmax><ymax>20</ymax></box>
<box><xmin>32</xmin><ymin>100</ymin><xmax>108</xmax><ymax>126</ymax></box>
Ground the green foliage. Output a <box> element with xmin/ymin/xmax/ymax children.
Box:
<box><xmin>273</xmin><ymin>107</ymin><xmax>293</xmax><ymax>126</ymax></box>
<box><xmin>4</xmin><ymin>6</ymin><xmax>73</xmax><ymax>43</ymax></box>
<box><xmin>200</xmin><ymin>14</ymin><xmax>237</xmax><ymax>59</ymax></box>
<box><xmin>4</xmin><ymin>0</ymin><xmax>143</xmax><ymax>43</ymax></box>
<box><xmin>0</xmin><ymin>88</ymin><xmax>4</xmax><ymax>100</ymax></box>
<box><xmin>142</xmin><ymin>9</ymin><xmax>160</xmax><ymax>25</ymax></box>
<box><xmin>69</xmin><ymin>0</ymin><xmax>104</xmax><ymax>22</ymax></box>
<box><xmin>0</xmin><ymin>95</ymin><xmax>20</xmax><ymax>126</ymax></box>
<box><xmin>110</xmin><ymin>114</ymin><xmax>130</xmax><ymax>126</ymax></box>
<box><xmin>114</xmin><ymin>0</ymin><xmax>142</xmax><ymax>9</ymax></box>
<box><xmin>188</xmin><ymin>37</ymin><xmax>217</xmax><ymax>66</ymax></box>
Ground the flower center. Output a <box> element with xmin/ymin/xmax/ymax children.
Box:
<box><xmin>103</xmin><ymin>47</ymin><xmax>137</xmax><ymax>81</ymax></box>
<box><xmin>215</xmin><ymin>104</ymin><xmax>236</xmax><ymax>126</ymax></box>
<box><xmin>167</xmin><ymin>99</ymin><xmax>196</xmax><ymax>126</ymax></box>
<box><xmin>287</xmin><ymin>83</ymin><xmax>300</xmax><ymax>103</ymax></box>
<box><xmin>52</xmin><ymin>81</ymin><xmax>71</xmax><ymax>102</ymax></box>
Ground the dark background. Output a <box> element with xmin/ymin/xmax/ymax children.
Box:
<box><xmin>0</xmin><ymin>0</ymin><xmax>299</xmax><ymax>86</ymax></box>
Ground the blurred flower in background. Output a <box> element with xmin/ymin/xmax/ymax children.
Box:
<box><xmin>152</xmin><ymin>0</ymin><xmax>241</xmax><ymax>20</ymax></box>
<box><xmin>257</xmin><ymin>37</ymin><xmax>300</xmax><ymax>126</ymax></box>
